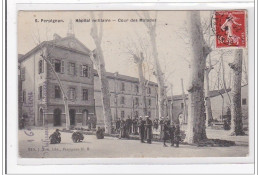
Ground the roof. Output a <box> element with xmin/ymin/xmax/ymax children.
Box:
<box><xmin>93</xmin><ymin>69</ymin><xmax>158</xmax><ymax>86</ymax></box>
<box><xmin>18</xmin><ymin>35</ymin><xmax>91</xmax><ymax>63</ymax></box>
<box><xmin>168</xmin><ymin>88</ymin><xmax>232</xmax><ymax>101</ymax></box>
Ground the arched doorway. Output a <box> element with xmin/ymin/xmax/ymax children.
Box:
<box><xmin>53</xmin><ymin>108</ymin><xmax>61</xmax><ymax>126</ymax></box>
<box><xmin>39</xmin><ymin>108</ymin><xmax>43</xmax><ymax>126</ymax></box>
<box><xmin>82</xmin><ymin>109</ymin><xmax>88</xmax><ymax>126</ymax></box>
<box><xmin>69</xmin><ymin>109</ymin><xmax>76</xmax><ymax>126</ymax></box>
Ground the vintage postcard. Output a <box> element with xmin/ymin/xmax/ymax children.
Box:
<box><xmin>17</xmin><ymin>10</ymin><xmax>250</xmax><ymax>159</ymax></box>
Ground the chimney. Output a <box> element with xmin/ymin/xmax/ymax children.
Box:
<box><xmin>67</xmin><ymin>19</ymin><xmax>75</xmax><ymax>37</ymax></box>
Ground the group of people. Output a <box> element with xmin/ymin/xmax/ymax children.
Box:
<box><xmin>115</xmin><ymin>116</ymin><xmax>139</xmax><ymax>136</ymax></box>
<box><xmin>116</xmin><ymin>115</ymin><xmax>181</xmax><ymax>147</ymax></box>
<box><xmin>161</xmin><ymin>117</ymin><xmax>181</xmax><ymax>147</ymax></box>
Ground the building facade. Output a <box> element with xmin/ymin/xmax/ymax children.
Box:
<box><xmin>18</xmin><ymin>33</ymin><xmax>159</xmax><ymax>128</ymax></box>
<box><xmin>94</xmin><ymin>71</ymin><xmax>158</xmax><ymax>127</ymax></box>
<box><xmin>19</xmin><ymin>33</ymin><xmax>95</xmax><ymax>127</ymax></box>
<box><xmin>168</xmin><ymin>84</ymin><xmax>248</xmax><ymax>126</ymax></box>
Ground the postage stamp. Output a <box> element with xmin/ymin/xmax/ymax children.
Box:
<box><xmin>215</xmin><ymin>10</ymin><xmax>246</xmax><ymax>48</ymax></box>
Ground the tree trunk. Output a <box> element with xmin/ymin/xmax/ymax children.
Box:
<box><xmin>90</xmin><ymin>12</ymin><xmax>113</xmax><ymax>134</ymax></box>
<box><xmin>92</xmin><ymin>50</ymin><xmax>113</xmax><ymax>134</ymax></box>
<box><xmin>229</xmin><ymin>49</ymin><xmax>244</xmax><ymax>135</ymax></box>
<box><xmin>204</xmin><ymin>68</ymin><xmax>213</xmax><ymax>126</ymax></box>
<box><xmin>135</xmin><ymin>54</ymin><xmax>147</xmax><ymax>116</ymax></box>
<box><xmin>185</xmin><ymin>11</ymin><xmax>209</xmax><ymax>144</ymax></box>
<box><xmin>42</xmin><ymin>55</ymin><xmax>70</xmax><ymax>129</ymax></box>
<box><xmin>149</xmin><ymin>28</ymin><xmax>166</xmax><ymax>120</ymax></box>
<box><xmin>221</xmin><ymin>55</ymin><xmax>231</xmax><ymax>104</ymax></box>
<box><xmin>181</xmin><ymin>79</ymin><xmax>187</xmax><ymax>124</ymax></box>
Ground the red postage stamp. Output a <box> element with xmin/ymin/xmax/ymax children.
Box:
<box><xmin>215</xmin><ymin>10</ymin><xmax>246</xmax><ymax>48</ymax></box>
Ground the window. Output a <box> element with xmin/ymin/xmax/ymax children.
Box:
<box><xmin>135</xmin><ymin>97</ymin><xmax>139</xmax><ymax>106</ymax></box>
<box><xmin>81</xmin><ymin>65</ymin><xmax>89</xmax><ymax>77</ymax></box>
<box><xmin>148</xmin><ymin>98</ymin><xmax>151</xmax><ymax>106</ymax></box>
<box><xmin>242</xmin><ymin>98</ymin><xmax>247</xmax><ymax>105</ymax></box>
<box><xmin>120</xmin><ymin>96</ymin><xmax>125</xmax><ymax>104</ymax></box>
<box><xmin>39</xmin><ymin>86</ymin><xmax>43</xmax><ymax>99</ymax></box>
<box><xmin>54</xmin><ymin>59</ymin><xmax>61</xmax><ymax>73</ymax></box>
<box><xmin>121</xmin><ymin>82</ymin><xmax>125</xmax><ymax>91</ymax></box>
<box><xmin>21</xmin><ymin>67</ymin><xmax>25</xmax><ymax>81</ymax></box>
<box><xmin>135</xmin><ymin>85</ymin><xmax>139</xmax><ymax>93</ymax></box>
<box><xmin>38</xmin><ymin>60</ymin><xmax>44</xmax><ymax>74</ymax></box>
<box><xmin>121</xmin><ymin>111</ymin><xmax>125</xmax><ymax>118</ymax></box>
<box><xmin>82</xmin><ymin>89</ymin><xmax>88</xmax><ymax>101</ymax></box>
<box><xmin>22</xmin><ymin>90</ymin><xmax>26</xmax><ymax>103</ymax></box>
<box><xmin>181</xmin><ymin>103</ymin><xmax>184</xmax><ymax>109</ymax></box>
<box><xmin>55</xmin><ymin>86</ymin><xmax>61</xmax><ymax>99</ymax></box>
<box><xmin>69</xmin><ymin>88</ymin><xmax>76</xmax><ymax>100</ymax></box>
<box><xmin>68</xmin><ymin>62</ymin><xmax>76</xmax><ymax>75</ymax></box>
<box><xmin>147</xmin><ymin>87</ymin><xmax>151</xmax><ymax>94</ymax></box>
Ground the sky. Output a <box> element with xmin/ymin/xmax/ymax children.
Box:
<box><xmin>18</xmin><ymin>11</ymin><xmax>248</xmax><ymax>95</ymax></box>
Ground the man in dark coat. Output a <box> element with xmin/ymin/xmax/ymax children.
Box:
<box><xmin>144</xmin><ymin>116</ymin><xmax>153</xmax><ymax>144</ymax></box>
<box><xmin>119</xmin><ymin>118</ymin><xmax>126</xmax><ymax>139</ymax></box>
<box><xmin>137</xmin><ymin>116</ymin><xmax>145</xmax><ymax>143</ymax></box>
<box><xmin>132</xmin><ymin>117</ymin><xmax>138</xmax><ymax>135</ymax></box>
<box><xmin>175</xmin><ymin>123</ymin><xmax>181</xmax><ymax>147</ymax></box>
<box><xmin>152</xmin><ymin>119</ymin><xmax>157</xmax><ymax>132</ymax></box>
<box><xmin>116</xmin><ymin>118</ymin><xmax>121</xmax><ymax>133</ymax></box>
<box><xmin>126</xmin><ymin>116</ymin><xmax>132</xmax><ymax>135</ymax></box>
<box><xmin>169</xmin><ymin>121</ymin><xmax>176</xmax><ymax>147</ymax></box>
<box><xmin>162</xmin><ymin>120</ymin><xmax>170</xmax><ymax>147</ymax></box>
<box><xmin>159</xmin><ymin>117</ymin><xmax>164</xmax><ymax>139</ymax></box>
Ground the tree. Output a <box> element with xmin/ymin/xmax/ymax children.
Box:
<box><xmin>185</xmin><ymin>11</ymin><xmax>211</xmax><ymax>144</ymax></box>
<box><xmin>89</xmin><ymin>12</ymin><xmax>113</xmax><ymax>134</ymax></box>
<box><xmin>32</xmin><ymin>29</ymin><xmax>71</xmax><ymax>129</ymax></box>
<box><xmin>228</xmin><ymin>49</ymin><xmax>244</xmax><ymax>135</ymax></box>
<box><xmin>137</xmin><ymin>11</ymin><xmax>166</xmax><ymax>120</ymax></box>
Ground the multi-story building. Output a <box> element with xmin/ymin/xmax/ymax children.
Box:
<box><xmin>18</xmin><ymin>31</ymin><xmax>159</xmax><ymax>128</ymax></box>
<box><xmin>94</xmin><ymin>71</ymin><xmax>158</xmax><ymax>126</ymax></box>
<box><xmin>18</xmin><ymin>32</ymin><xmax>95</xmax><ymax>127</ymax></box>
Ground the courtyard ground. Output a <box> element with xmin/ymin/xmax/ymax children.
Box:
<box><xmin>18</xmin><ymin>128</ymin><xmax>249</xmax><ymax>158</ymax></box>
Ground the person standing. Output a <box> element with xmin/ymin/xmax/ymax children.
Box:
<box><xmin>116</xmin><ymin>118</ymin><xmax>121</xmax><ymax>133</ymax></box>
<box><xmin>132</xmin><ymin>116</ymin><xmax>138</xmax><ymax>135</ymax></box>
<box><xmin>159</xmin><ymin>117</ymin><xmax>164</xmax><ymax>139</ymax></box>
<box><xmin>175</xmin><ymin>123</ymin><xmax>181</xmax><ymax>147</ymax></box>
<box><xmin>126</xmin><ymin>116</ymin><xmax>132</xmax><ymax>135</ymax></box>
<box><xmin>144</xmin><ymin>116</ymin><xmax>153</xmax><ymax>144</ymax></box>
<box><xmin>162</xmin><ymin>120</ymin><xmax>170</xmax><ymax>147</ymax></box>
<box><xmin>119</xmin><ymin>118</ymin><xmax>126</xmax><ymax>139</ymax></box>
<box><xmin>137</xmin><ymin>116</ymin><xmax>145</xmax><ymax>143</ymax></box>
<box><xmin>169</xmin><ymin>121</ymin><xmax>176</xmax><ymax>147</ymax></box>
<box><xmin>153</xmin><ymin>119</ymin><xmax>159</xmax><ymax>132</ymax></box>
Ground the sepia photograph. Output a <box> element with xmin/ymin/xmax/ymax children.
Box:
<box><xmin>17</xmin><ymin>10</ymin><xmax>249</xmax><ymax>159</ymax></box>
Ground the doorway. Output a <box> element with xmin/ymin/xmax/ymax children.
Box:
<box><xmin>53</xmin><ymin>108</ymin><xmax>61</xmax><ymax>126</ymax></box>
<box><xmin>69</xmin><ymin>109</ymin><xmax>76</xmax><ymax>126</ymax></box>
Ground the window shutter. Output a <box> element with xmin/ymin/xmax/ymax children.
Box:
<box><xmin>38</xmin><ymin>87</ymin><xmax>40</xmax><ymax>100</ymax></box>
<box><xmin>74</xmin><ymin>87</ymin><xmax>77</xmax><ymax>100</ymax></box>
<box><xmin>88</xmin><ymin>65</ymin><xmax>91</xmax><ymax>77</ymax></box>
<box><xmin>67</xmin><ymin>62</ymin><xmax>70</xmax><ymax>75</ymax></box>
<box><xmin>67</xmin><ymin>88</ymin><xmax>70</xmax><ymax>100</ymax></box>
<box><xmin>61</xmin><ymin>60</ymin><xmax>64</xmax><ymax>73</ymax></box>
<box><xmin>80</xmin><ymin>64</ymin><xmax>83</xmax><ymax>77</ymax></box>
<box><xmin>42</xmin><ymin>60</ymin><xmax>44</xmax><ymax>73</ymax></box>
<box><xmin>74</xmin><ymin>63</ymin><xmax>77</xmax><ymax>76</ymax></box>
<box><xmin>38</xmin><ymin>61</ymin><xmax>41</xmax><ymax>74</ymax></box>
<box><xmin>21</xmin><ymin>68</ymin><xmax>25</xmax><ymax>81</ymax></box>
